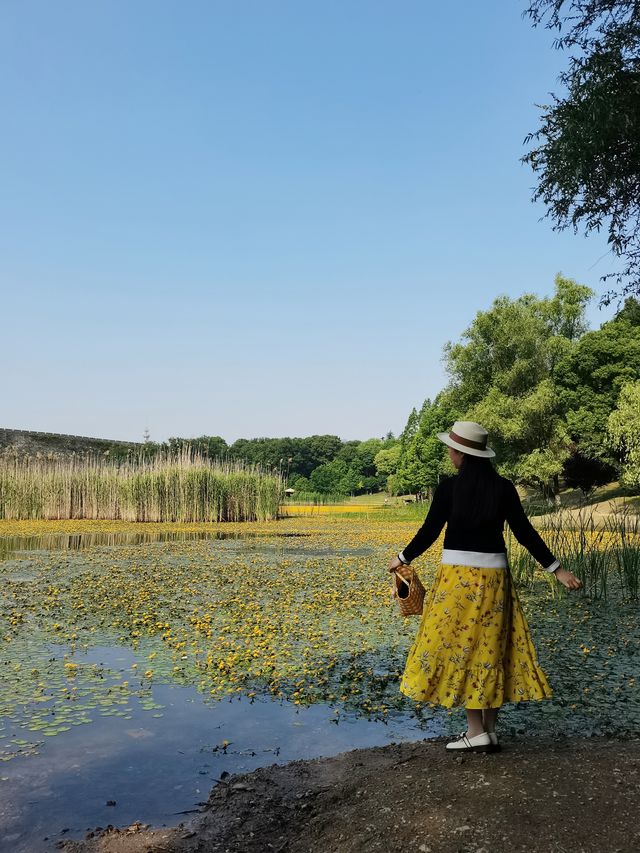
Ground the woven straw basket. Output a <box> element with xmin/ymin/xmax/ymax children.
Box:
<box><xmin>393</xmin><ymin>567</ymin><xmax>426</xmax><ymax>617</ymax></box>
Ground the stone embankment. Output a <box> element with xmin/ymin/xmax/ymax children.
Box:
<box><xmin>0</xmin><ymin>428</ymin><xmax>142</xmax><ymax>459</ymax></box>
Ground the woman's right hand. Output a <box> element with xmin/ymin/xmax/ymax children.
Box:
<box><xmin>388</xmin><ymin>555</ymin><xmax>404</xmax><ymax>573</ymax></box>
<box><xmin>554</xmin><ymin>567</ymin><xmax>583</xmax><ymax>590</ymax></box>
<box><xmin>388</xmin><ymin>558</ymin><xmax>412</xmax><ymax>587</ymax></box>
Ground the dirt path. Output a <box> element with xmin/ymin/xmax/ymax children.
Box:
<box><xmin>60</xmin><ymin>736</ymin><xmax>640</xmax><ymax>853</ymax></box>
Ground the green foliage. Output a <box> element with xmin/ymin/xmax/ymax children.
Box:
<box><xmin>393</xmin><ymin>396</ymin><xmax>458</xmax><ymax>496</ymax></box>
<box><xmin>444</xmin><ymin>275</ymin><xmax>591</xmax><ymax>410</ymax></box>
<box><xmin>298</xmin><ymin>437</ymin><xmax>394</xmax><ymax>496</ymax></box>
<box><xmin>288</xmin><ymin>474</ymin><xmax>311</xmax><ymax>492</ymax></box>
<box><xmin>310</xmin><ymin>459</ymin><xmax>350</xmax><ymax>495</ymax></box>
<box><xmin>608</xmin><ymin>380</ymin><xmax>640</xmax><ymax>490</ymax></box>
<box><xmin>222</xmin><ymin>435</ymin><xmax>393</xmax><ymax>495</ymax></box>
<box><xmin>443</xmin><ymin>275</ymin><xmax>591</xmax><ymax>494</ymax></box>
<box><xmin>471</xmin><ymin>379</ymin><xmax>569</xmax><ymax>470</ymax></box>
<box><xmin>555</xmin><ymin>298</ymin><xmax>640</xmax><ymax>463</ymax></box>
<box><xmin>282</xmin><ymin>490</ymin><xmax>347</xmax><ymax>505</ymax></box>
<box><xmin>228</xmin><ymin>435</ymin><xmax>342</xmax><ymax>478</ymax></box>
<box><xmin>615</xmin><ymin>296</ymin><xmax>640</xmax><ymax>325</ymax></box>
<box><xmin>374</xmin><ymin>445</ymin><xmax>401</xmax><ymax>477</ymax></box>
<box><xmin>524</xmin><ymin>1</ymin><xmax>640</xmax><ymax>301</ymax></box>
<box><xmin>516</xmin><ymin>446</ymin><xmax>566</xmax><ymax>501</ymax></box>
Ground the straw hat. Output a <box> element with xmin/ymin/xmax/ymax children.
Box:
<box><xmin>437</xmin><ymin>421</ymin><xmax>495</xmax><ymax>458</ymax></box>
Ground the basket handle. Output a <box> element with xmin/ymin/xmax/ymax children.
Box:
<box><xmin>392</xmin><ymin>568</ymin><xmax>412</xmax><ymax>588</ymax></box>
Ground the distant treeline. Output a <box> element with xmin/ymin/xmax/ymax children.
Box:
<box><xmin>141</xmin><ymin>434</ymin><xmax>397</xmax><ymax>498</ymax></box>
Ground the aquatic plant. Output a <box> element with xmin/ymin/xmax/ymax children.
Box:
<box><xmin>1</xmin><ymin>514</ymin><xmax>639</xmax><ymax>759</ymax></box>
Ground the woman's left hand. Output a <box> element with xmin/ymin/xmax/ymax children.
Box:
<box><xmin>554</xmin><ymin>568</ymin><xmax>583</xmax><ymax>590</ymax></box>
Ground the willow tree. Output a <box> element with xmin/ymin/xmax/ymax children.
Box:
<box><xmin>608</xmin><ymin>381</ymin><xmax>640</xmax><ymax>490</ymax></box>
<box><xmin>524</xmin><ymin>1</ymin><xmax>640</xmax><ymax>303</ymax></box>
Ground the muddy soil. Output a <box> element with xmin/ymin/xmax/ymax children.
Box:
<box><xmin>60</xmin><ymin>736</ymin><xmax>640</xmax><ymax>853</ymax></box>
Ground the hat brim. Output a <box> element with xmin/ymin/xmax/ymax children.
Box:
<box><xmin>437</xmin><ymin>432</ymin><xmax>495</xmax><ymax>458</ymax></box>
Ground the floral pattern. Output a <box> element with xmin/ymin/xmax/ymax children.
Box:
<box><xmin>399</xmin><ymin>563</ymin><xmax>553</xmax><ymax>709</ymax></box>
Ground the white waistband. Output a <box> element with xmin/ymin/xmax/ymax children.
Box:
<box><xmin>441</xmin><ymin>549</ymin><xmax>508</xmax><ymax>569</ymax></box>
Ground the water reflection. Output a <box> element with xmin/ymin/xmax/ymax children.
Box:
<box><xmin>0</xmin><ymin>530</ymin><xmax>310</xmax><ymax>561</ymax></box>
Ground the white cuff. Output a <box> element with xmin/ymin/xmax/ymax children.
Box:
<box><xmin>545</xmin><ymin>559</ymin><xmax>560</xmax><ymax>573</ymax></box>
<box><xmin>398</xmin><ymin>551</ymin><xmax>410</xmax><ymax>565</ymax></box>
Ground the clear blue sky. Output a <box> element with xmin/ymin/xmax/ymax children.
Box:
<box><xmin>1</xmin><ymin>1</ymin><xmax>616</xmax><ymax>444</ymax></box>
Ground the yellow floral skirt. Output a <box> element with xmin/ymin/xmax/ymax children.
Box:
<box><xmin>399</xmin><ymin>563</ymin><xmax>552</xmax><ymax>709</ymax></box>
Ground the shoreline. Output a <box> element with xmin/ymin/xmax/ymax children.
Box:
<box><xmin>59</xmin><ymin>735</ymin><xmax>640</xmax><ymax>853</ymax></box>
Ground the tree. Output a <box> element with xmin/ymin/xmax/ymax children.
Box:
<box><xmin>393</xmin><ymin>396</ymin><xmax>458</xmax><ymax>496</ymax></box>
<box><xmin>616</xmin><ymin>295</ymin><xmax>640</xmax><ymax>325</ymax></box>
<box><xmin>288</xmin><ymin>474</ymin><xmax>311</xmax><ymax>493</ymax></box>
<box><xmin>523</xmin><ymin>1</ymin><xmax>640</xmax><ymax>302</ymax></box>
<box><xmin>193</xmin><ymin>435</ymin><xmax>229</xmax><ymax>459</ymax></box>
<box><xmin>309</xmin><ymin>459</ymin><xmax>354</xmax><ymax>495</ymax></box>
<box><xmin>443</xmin><ymin>275</ymin><xmax>591</xmax><ymax>410</ymax></box>
<box><xmin>554</xmin><ymin>297</ymin><xmax>640</xmax><ymax>463</ymax></box>
<box><xmin>443</xmin><ymin>276</ymin><xmax>592</xmax><ymax>493</ymax></box>
<box><xmin>394</xmin><ymin>405</ymin><xmax>429</xmax><ymax>496</ymax></box>
<box><xmin>470</xmin><ymin>379</ymin><xmax>570</xmax><ymax>489</ymax></box>
<box><xmin>330</xmin><ymin>438</ymin><xmax>391</xmax><ymax>495</ymax></box>
<box><xmin>608</xmin><ymin>380</ymin><xmax>640</xmax><ymax>490</ymax></box>
<box><xmin>374</xmin><ymin>444</ymin><xmax>401</xmax><ymax>478</ymax></box>
<box><xmin>229</xmin><ymin>435</ymin><xmax>343</xmax><ymax>478</ymax></box>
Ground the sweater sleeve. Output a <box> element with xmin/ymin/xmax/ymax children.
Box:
<box><xmin>400</xmin><ymin>480</ymin><xmax>450</xmax><ymax>564</ymax></box>
<box><xmin>504</xmin><ymin>481</ymin><xmax>559</xmax><ymax>571</ymax></box>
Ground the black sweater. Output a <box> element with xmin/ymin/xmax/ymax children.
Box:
<box><xmin>401</xmin><ymin>475</ymin><xmax>558</xmax><ymax>570</ymax></box>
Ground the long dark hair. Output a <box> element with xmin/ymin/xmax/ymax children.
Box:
<box><xmin>450</xmin><ymin>453</ymin><xmax>503</xmax><ymax>527</ymax></box>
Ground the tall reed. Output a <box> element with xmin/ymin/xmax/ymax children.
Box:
<box><xmin>507</xmin><ymin>504</ymin><xmax>640</xmax><ymax>601</ymax></box>
<box><xmin>0</xmin><ymin>449</ymin><xmax>284</xmax><ymax>522</ymax></box>
<box><xmin>543</xmin><ymin>508</ymin><xmax>611</xmax><ymax>600</ymax></box>
<box><xmin>505</xmin><ymin>528</ymin><xmax>537</xmax><ymax>588</ymax></box>
<box><xmin>606</xmin><ymin>508</ymin><xmax>640</xmax><ymax>601</ymax></box>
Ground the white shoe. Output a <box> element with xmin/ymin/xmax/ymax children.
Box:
<box><xmin>445</xmin><ymin>731</ymin><xmax>491</xmax><ymax>752</ymax></box>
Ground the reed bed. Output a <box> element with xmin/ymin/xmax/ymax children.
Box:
<box><xmin>0</xmin><ymin>449</ymin><xmax>284</xmax><ymax>522</ymax></box>
<box><xmin>507</xmin><ymin>506</ymin><xmax>640</xmax><ymax>601</ymax></box>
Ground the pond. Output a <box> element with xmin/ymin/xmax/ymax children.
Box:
<box><xmin>0</xmin><ymin>519</ymin><xmax>639</xmax><ymax>851</ymax></box>
<box><xmin>1</xmin><ymin>645</ymin><xmax>441</xmax><ymax>853</ymax></box>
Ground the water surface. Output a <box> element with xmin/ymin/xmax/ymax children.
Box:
<box><xmin>0</xmin><ymin>645</ymin><xmax>439</xmax><ymax>853</ymax></box>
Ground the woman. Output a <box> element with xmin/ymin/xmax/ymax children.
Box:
<box><xmin>388</xmin><ymin>421</ymin><xmax>582</xmax><ymax>753</ymax></box>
